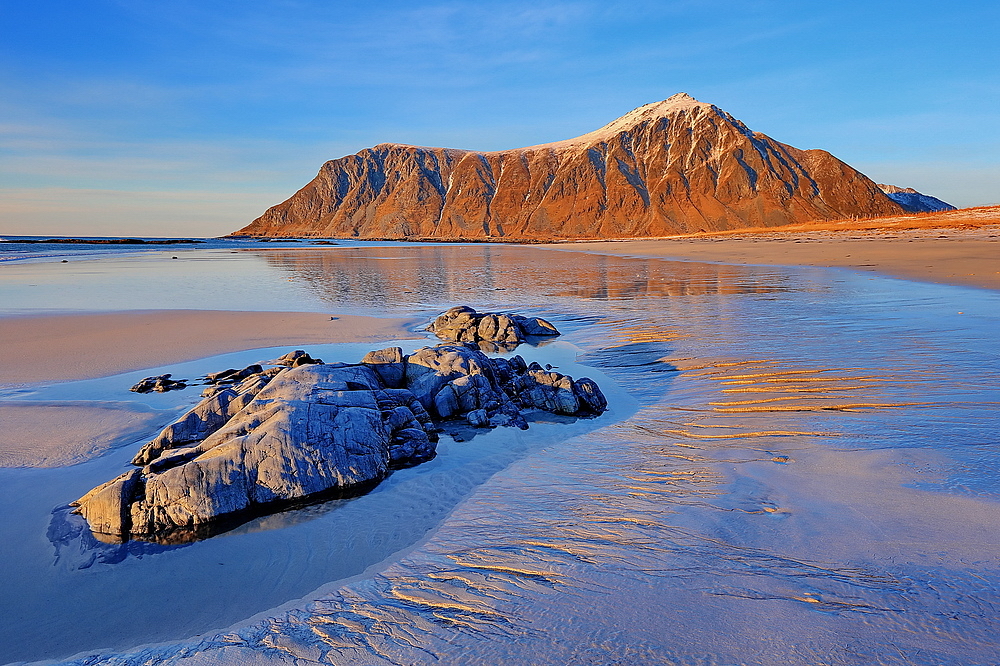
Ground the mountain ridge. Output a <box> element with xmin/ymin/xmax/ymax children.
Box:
<box><xmin>232</xmin><ymin>94</ymin><xmax>908</xmax><ymax>240</ymax></box>
<box><xmin>877</xmin><ymin>183</ymin><xmax>955</xmax><ymax>213</ymax></box>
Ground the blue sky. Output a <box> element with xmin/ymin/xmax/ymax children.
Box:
<box><xmin>1</xmin><ymin>0</ymin><xmax>997</xmax><ymax>236</ymax></box>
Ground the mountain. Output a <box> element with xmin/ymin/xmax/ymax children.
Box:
<box><xmin>877</xmin><ymin>184</ymin><xmax>956</xmax><ymax>214</ymax></box>
<box><xmin>232</xmin><ymin>93</ymin><xmax>907</xmax><ymax>240</ymax></box>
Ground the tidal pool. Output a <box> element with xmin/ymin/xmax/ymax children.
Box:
<box><xmin>0</xmin><ymin>244</ymin><xmax>998</xmax><ymax>665</ymax></box>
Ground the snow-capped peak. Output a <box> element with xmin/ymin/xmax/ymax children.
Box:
<box><xmin>878</xmin><ymin>183</ymin><xmax>919</xmax><ymax>195</ymax></box>
<box><xmin>587</xmin><ymin>93</ymin><xmax>708</xmax><ymax>136</ymax></box>
<box><xmin>520</xmin><ymin>93</ymin><xmax>715</xmax><ymax>152</ymax></box>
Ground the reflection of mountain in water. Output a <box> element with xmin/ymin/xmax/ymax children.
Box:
<box><xmin>255</xmin><ymin>245</ymin><xmax>798</xmax><ymax>314</ymax></box>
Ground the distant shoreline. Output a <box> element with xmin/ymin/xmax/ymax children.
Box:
<box><xmin>0</xmin><ymin>237</ymin><xmax>205</xmax><ymax>245</ymax></box>
<box><xmin>226</xmin><ymin>204</ymin><xmax>1000</xmax><ymax>243</ymax></box>
<box><xmin>6</xmin><ymin>206</ymin><xmax>997</xmax><ymax>291</ymax></box>
<box><xmin>230</xmin><ymin>206</ymin><xmax>1000</xmax><ymax>291</ymax></box>
<box><xmin>538</xmin><ymin>225</ymin><xmax>1000</xmax><ymax>291</ymax></box>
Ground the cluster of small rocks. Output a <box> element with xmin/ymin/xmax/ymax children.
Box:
<box><xmin>129</xmin><ymin>352</ymin><xmax>324</xmax><ymax>396</ymax></box>
<box><xmin>428</xmin><ymin>306</ymin><xmax>560</xmax><ymax>345</ymax></box>
<box><xmin>274</xmin><ymin>350</ymin><xmax>324</xmax><ymax>367</ymax></box>
<box><xmin>129</xmin><ymin>374</ymin><xmax>187</xmax><ymax>393</ymax></box>
<box><xmin>204</xmin><ymin>364</ymin><xmax>264</xmax><ymax>385</ymax></box>
<box><xmin>74</xmin><ymin>339</ymin><xmax>607</xmax><ymax>544</ymax></box>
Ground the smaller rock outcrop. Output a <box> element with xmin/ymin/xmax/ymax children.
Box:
<box><xmin>516</xmin><ymin>363</ymin><xmax>608</xmax><ymax>416</ymax></box>
<box><xmin>74</xmin><ymin>344</ymin><xmax>607</xmax><ymax>544</ymax></box>
<box><xmin>274</xmin><ymin>350</ymin><xmax>324</xmax><ymax>367</ymax></box>
<box><xmin>204</xmin><ymin>364</ymin><xmax>265</xmax><ymax>385</ymax></box>
<box><xmin>428</xmin><ymin>306</ymin><xmax>559</xmax><ymax>346</ymax></box>
<box><xmin>130</xmin><ymin>374</ymin><xmax>187</xmax><ymax>393</ymax></box>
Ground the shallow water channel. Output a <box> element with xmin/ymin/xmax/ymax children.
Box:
<box><xmin>1</xmin><ymin>244</ymin><xmax>999</xmax><ymax>665</ymax></box>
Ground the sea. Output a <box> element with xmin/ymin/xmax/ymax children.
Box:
<box><xmin>1</xmin><ymin>237</ymin><xmax>999</xmax><ymax>665</ymax></box>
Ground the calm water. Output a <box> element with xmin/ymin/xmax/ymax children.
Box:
<box><xmin>1</xmin><ymin>244</ymin><xmax>998</xmax><ymax>665</ymax></box>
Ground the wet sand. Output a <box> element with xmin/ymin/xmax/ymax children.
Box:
<box><xmin>2</xmin><ymin>243</ymin><xmax>999</xmax><ymax>664</ymax></box>
<box><xmin>551</xmin><ymin>213</ymin><xmax>1000</xmax><ymax>291</ymax></box>
<box><xmin>0</xmin><ymin>309</ymin><xmax>420</xmax><ymax>386</ymax></box>
<box><xmin>0</xmin><ymin>310</ymin><xmax>420</xmax><ymax>468</ymax></box>
<box><xmin>0</xmin><ymin>403</ymin><xmax>163</xmax><ymax>468</ymax></box>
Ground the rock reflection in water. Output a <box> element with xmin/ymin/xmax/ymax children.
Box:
<box><xmin>58</xmin><ymin>479</ymin><xmax>382</xmax><ymax>549</ymax></box>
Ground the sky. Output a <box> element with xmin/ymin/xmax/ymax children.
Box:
<box><xmin>1</xmin><ymin>0</ymin><xmax>997</xmax><ymax>237</ymax></box>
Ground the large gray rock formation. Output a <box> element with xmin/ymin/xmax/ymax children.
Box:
<box><xmin>73</xmin><ymin>344</ymin><xmax>607</xmax><ymax>544</ymax></box>
<box><xmin>75</xmin><ymin>362</ymin><xmax>435</xmax><ymax>544</ymax></box>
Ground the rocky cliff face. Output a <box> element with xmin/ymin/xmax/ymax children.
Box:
<box><xmin>233</xmin><ymin>93</ymin><xmax>906</xmax><ymax>240</ymax></box>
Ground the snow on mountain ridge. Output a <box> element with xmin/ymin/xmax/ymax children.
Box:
<box><xmin>583</xmin><ymin>92</ymin><xmax>709</xmax><ymax>137</ymax></box>
<box><xmin>522</xmin><ymin>92</ymin><xmax>726</xmax><ymax>152</ymax></box>
<box><xmin>878</xmin><ymin>183</ymin><xmax>919</xmax><ymax>195</ymax></box>
<box><xmin>877</xmin><ymin>183</ymin><xmax>955</xmax><ymax>212</ymax></box>
<box><xmin>372</xmin><ymin>94</ymin><xmax>728</xmax><ymax>155</ymax></box>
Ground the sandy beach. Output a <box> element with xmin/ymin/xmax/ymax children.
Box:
<box><xmin>551</xmin><ymin>214</ymin><xmax>1000</xmax><ymax>291</ymax></box>
<box><xmin>0</xmin><ymin>309</ymin><xmax>420</xmax><ymax>468</ymax></box>
<box><xmin>0</xmin><ymin>241</ymin><xmax>998</xmax><ymax>665</ymax></box>
<box><xmin>0</xmin><ymin>403</ymin><xmax>165</xmax><ymax>468</ymax></box>
<box><xmin>0</xmin><ymin>309</ymin><xmax>420</xmax><ymax>386</ymax></box>
<box><xmin>2</xmin><ymin>221</ymin><xmax>995</xmax><ymax>469</ymax></box>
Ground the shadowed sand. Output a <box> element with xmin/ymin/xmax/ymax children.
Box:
<box><xmin>550</xmin><ymin>207</ymin><xmax>1000</xmax><ymax>290</ymax></box>
<box><xmin>0</xmin><ymin>310</ymin><xmax>420</xmax><ymax>467</ymax></box>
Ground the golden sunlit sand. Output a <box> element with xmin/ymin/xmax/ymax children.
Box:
<box><xmin>0</xmin><ymin>309</ymin><xmax>420</xmax><ymax>386</ymax></box>
<box><xmin>552</xmin><ymin>205</ymin><xmax>1000</xmax><ymax>290</ymax></box>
